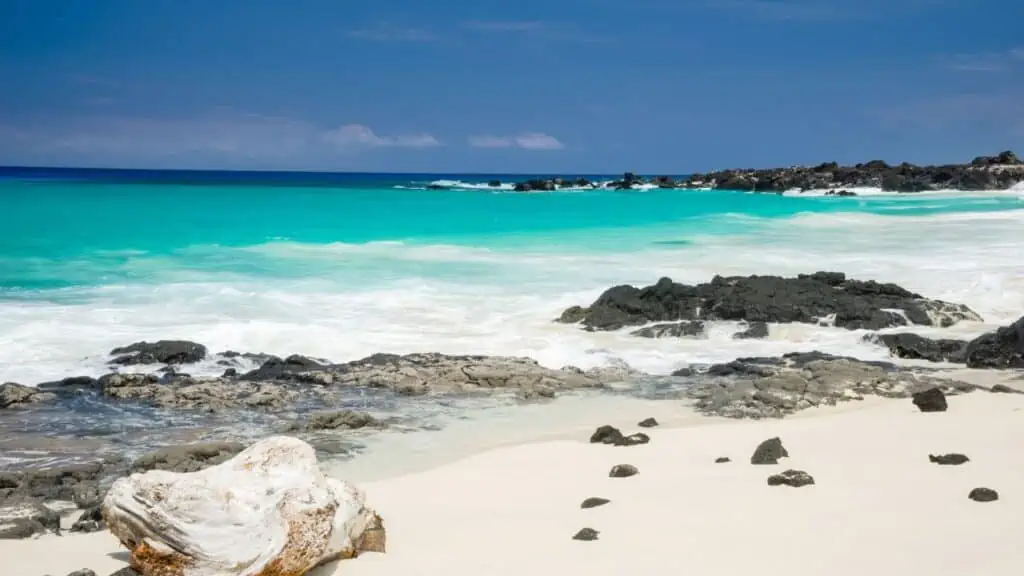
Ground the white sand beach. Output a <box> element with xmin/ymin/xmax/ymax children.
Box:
<box><xmin>5</xmin><ymin>390</ymin><xmax>1024</xmax><ymax>576</ymax></box>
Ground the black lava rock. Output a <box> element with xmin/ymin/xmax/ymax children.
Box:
<box><xmin>968</xmin><ymin>487</ymin><xmax>999</xmax><ymax>502</ymax></box>
<box><xmin>734</xmin><ymin>321</ymin><xmax>770</xmax><ymax>340</ymax></box>
<box><xmin>581</xmin><ymin>497</ymin><xmax>610</xmax><ymax>509</ymax></box>
<box><xmin>751</xmin><ymin>437</ymin><xmax>789</xmax><ymax>465</ymax></box>
<box><xmin>573</xmin><ymin>527</ymin><xmax>600</xmax><ymax>541</ymax></box>
<box><xmin>557</xmin><ymin>272</ymin><xmax>980</xmax><ymax>332</ymax></box>
<box><xmin>869</xmin><ymin>333</ymin><xmax>967</xmax><ymax>363</ymax></box>
<box><xmin>590</xmin><ymin>425</ymin><xmax>625</xmax><ymax>445</ymax></box>
<box><xmin>912</xmin><ymin>388</ymin><xmax>948</xmax><ymax>412</ymax></box>
<box><xmin>609</xmin><ymin>464</ymin><xmax>639</xmax><ymax>478</ymax></box>
<box><xmin>767</xmin><ymin>469</ymin><xmax>815</xmax><ymax>487</ymax></box>
<box><xmin>109</xmin><ymin>340</ymin><xmax>207</xmax><ymax>365</ymax></box>
<box><xmin>929</xmin><ymin>453</ymin><xmax>970</xmax><ymax>466</ymax></box>
<box><xmin>963</xmin><ymin>316</ymin><xmax>1024</xmax><ymax>369</ymax></box>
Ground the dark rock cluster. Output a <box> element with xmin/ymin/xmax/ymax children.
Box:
<box><xmin>679</xmin><ymin>150</ymin><xmax>1023</xmax><ymax>193</ymax></box>
<box><xmin>557</xmin><ymin>272</ymin><xmax>980</xmax><ymax>332</ymax></box>
<box><xmin>589</xmin><ymin>425</ymin><xmax>650</xmax><ymax>447</ymax></box>
<box><xmin>680</xmin><ymin>351</ymin><xmax>980</xmax><ymax>419</ymax></box>
<box><xmin>504</xmin><ymin>151</ymin><xmax>1023</xmax><ymax>194</ymax></box>
<box><xmin>864</xmin><ymin>315</ymin><xmax>1023</xmax><ymax>368</ymax></box>
<box><xmin>0</xmin><ymin>442</ymin><xmax>249</xmax><ymax>539</ymax></box>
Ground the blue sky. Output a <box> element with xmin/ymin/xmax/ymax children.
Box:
<box><xmin>1</xmin><ymin>0</ymin><xmax>1022</xmax><ymax>173</ymax></box>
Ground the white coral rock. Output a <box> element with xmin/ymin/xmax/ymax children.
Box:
<box><xmin>102</xmin><ymin>436</ymin><xmax>385</xmax><ymax>576</ymax></box>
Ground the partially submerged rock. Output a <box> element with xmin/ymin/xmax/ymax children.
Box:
<box><xmin>99</xmin><ymin>372</ymin><xmax>299</xmax><ymax>412</ymax></box>
<box><xmin>867</xmin><ymin>333</ymin><xmax>967</xmax><ymax>363</ymax></box>
<box><xmin>733</xmin><ymin>321</ymin><xmax>769</xmax><ymax>340</ymax></box>
<box><xmin>637</xmin><ymin>417</ymin><xmax>659</xmax><ymax>428</ymax></box>
<box><xmin>0</xmin><ymin>382</ymin><xmax>57</xmax><ymax>409</ymax></box>
<box><xmin>109</xmin><ymin>340</ymin><xmax>208</xmax><ymax>366</ymax></box>
<box><xmin>630</xmin><ymin>321</ymin><xmax>705</xmax><ymax>339</ymax></box>
<box><xmin>298</xmin><ymin>410</ymin><xmax>383</xmax><ymax>432</ymax></box>
<box><xmin>962</xmin><ymin>315</ymin><xmax>1024</xmax><ymax>369</ymax></box>
<box><xmin>557</xmin><ymin>272</ymin><xmax>981</xmax><ymax>332</ymax></box>
<box><xmin>239</xmin><ymin>354</ymin><xmax>329</xmax><ymax>381</ymax></box>
<box><xmin>331</xmin><ymin>352</ymin><xmax>610</xmax><ymax>396</ymax></box>
<box><xmin>102</xmin><ymin>436</ymin><xmax>385</xmax><ymax>576</ymax></box>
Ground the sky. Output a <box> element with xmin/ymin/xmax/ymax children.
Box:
<box><xmin>1</xmin><ymin>0</ymin><xmax>1023</xmax><ymax>173</ymax></box>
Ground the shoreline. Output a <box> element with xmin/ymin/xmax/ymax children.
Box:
<box><xmin>5</xmin><ymin>389</ymin><xmax>1023</xmax><ymax>576</ymax></box>
<box><xmin>1</xmin><ymin>269</ymin><xmax>1021</xmax><ymax>574</ymax></box>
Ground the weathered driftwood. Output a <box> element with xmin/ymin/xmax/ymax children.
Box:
<box><xmin>102</xmin><ymin>436</ymin><xmax>385</xmax><ymax>575</ymax></box>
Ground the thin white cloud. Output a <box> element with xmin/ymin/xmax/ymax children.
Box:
<box><xmin>868</xmin><ymin>90</ymin><xmax>1024</xmax><ymax>135</ymax></box>
<box><xmin>706</xmin><ymin>0</ymin><xmax>952</xmax><ymax>21</ymax></box>
<box><xmin>460</xmin><ymin>19</ymin><xmax>611</xmax><ymax>45</ymax></box>
<box><xmin>323</xmin><ymin>124</ymin><xmax>441</xmax><ymax>148</ymax></box>
<box><xmin>345</xmin><ymin>25</ymin><xmax>436</xmax><ymax>42</ymax></box>
<box><xmin>461</xmin><ymin>20</ymin><xmax>546</xmax><ymax>32</ymax></box>
<box><xmin>945</xmin><ymin>47</ymin><xmax>1024</xmax><ymax>73</ymax></box>
<box><xmin>468</xmin><ymin>132</ymin><xmax>565</xmax><ymax>150</ymax></box>
<box><xmin>0</xmin><ymin>113</ymin><xmax>442</xmax><ymax>167</ymax></box>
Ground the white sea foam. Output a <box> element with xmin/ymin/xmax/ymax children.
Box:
<box><xmin>426</xmin><ymin>179</ymin><xmax>516</xmax><ymax>191</ymax></box>
<box><xmin>783</xmin><ymin>181</ymin><xmax>1024</xmax><ymax>198</ymax></box>
<box><xmin>418</xmin><ymin>179</ymin><xmax>666</xmax><ymax>193</ymax></box>
<box><xmin>0</xmin><ymin>208</ymin><xmax>1021</xmax><ymax>384</ymax></box>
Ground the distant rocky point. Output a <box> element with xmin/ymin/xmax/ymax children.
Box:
<box><xmin>500</xmin><ymin>150</ymin><xmax>1023</xmax><ymax>193</ymax></box>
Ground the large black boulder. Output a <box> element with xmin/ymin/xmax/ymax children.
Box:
<box><xmin>868</xmin><ymin>333</ymin><xmax>967</xmax><ymax>363</ymax></box>
<box><xmin>557</xmin><ymin>272</ymin><xmax>979</xmax><ymax>332</ymax></box>
<box><xmin>109</xmin><ymin>340</ymin><xmax>207</xmax><ymax>365</ymax></box>
<box><xmin>962</xmin><ymin>316</ymin><xmax>1024</xmax><ymax>369</ymax></box>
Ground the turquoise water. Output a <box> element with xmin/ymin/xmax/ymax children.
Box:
<box><xmin>2</xmin><ymin>178</ymin><xmax>1021</xmax><ymax>290</ymax></box>
<box><xmin>0</xmin><ymin>170</ymin><xmax>1022</xmax><ymax>384</ymax></box>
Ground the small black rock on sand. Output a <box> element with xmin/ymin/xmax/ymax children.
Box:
<box><xmin>968</xmin><ymin>488</ymin><xmax>999</xmax><ymax>502</ymax></box>
<box><xmin>750</xmin><ymin>437</ymin><xmax>789</xmax><ymax>465</ymax></box>
<box><xmin>573</xmin><ymin>527</ymin><xmax>600</xmax><ymax>541</ymax></box>
<box><xmin>929</xmin><ymin>453</ymin><xmax>970</xmax><ymax>466</ymax></box>
<box><xmin>767</xmin><ymin>469</ymin><xmax>816</xmax><ymax>487</ymax></box>
<box><xmin>912</xmin><ymin>387</ymin><xmax>948</xmax><ymax>413</ymax></box>
<box><xmin>609</xmin><ymin>464</ymin><xmax>639</xmax><ymax>478</ymax></box>
<box><xmin>581</xmin><ymin>497</ymin><xmax>610</xmax><ymax>509</ymax></box>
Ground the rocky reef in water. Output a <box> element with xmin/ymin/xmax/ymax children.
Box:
<box><xmin>501</xmin><ymin>150</ymin><xmax>1024</xmax><ymax>193</ymax></box>
<box><xmin>556</xmin><ymin>271</ymin><xmax>982</xmax><ymax>332</ymax></box>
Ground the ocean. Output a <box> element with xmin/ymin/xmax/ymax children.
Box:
<box><xmin>2</xmin><ymin>167</ymin><xmax>1023</xmax><ymax>388</ymax></box>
